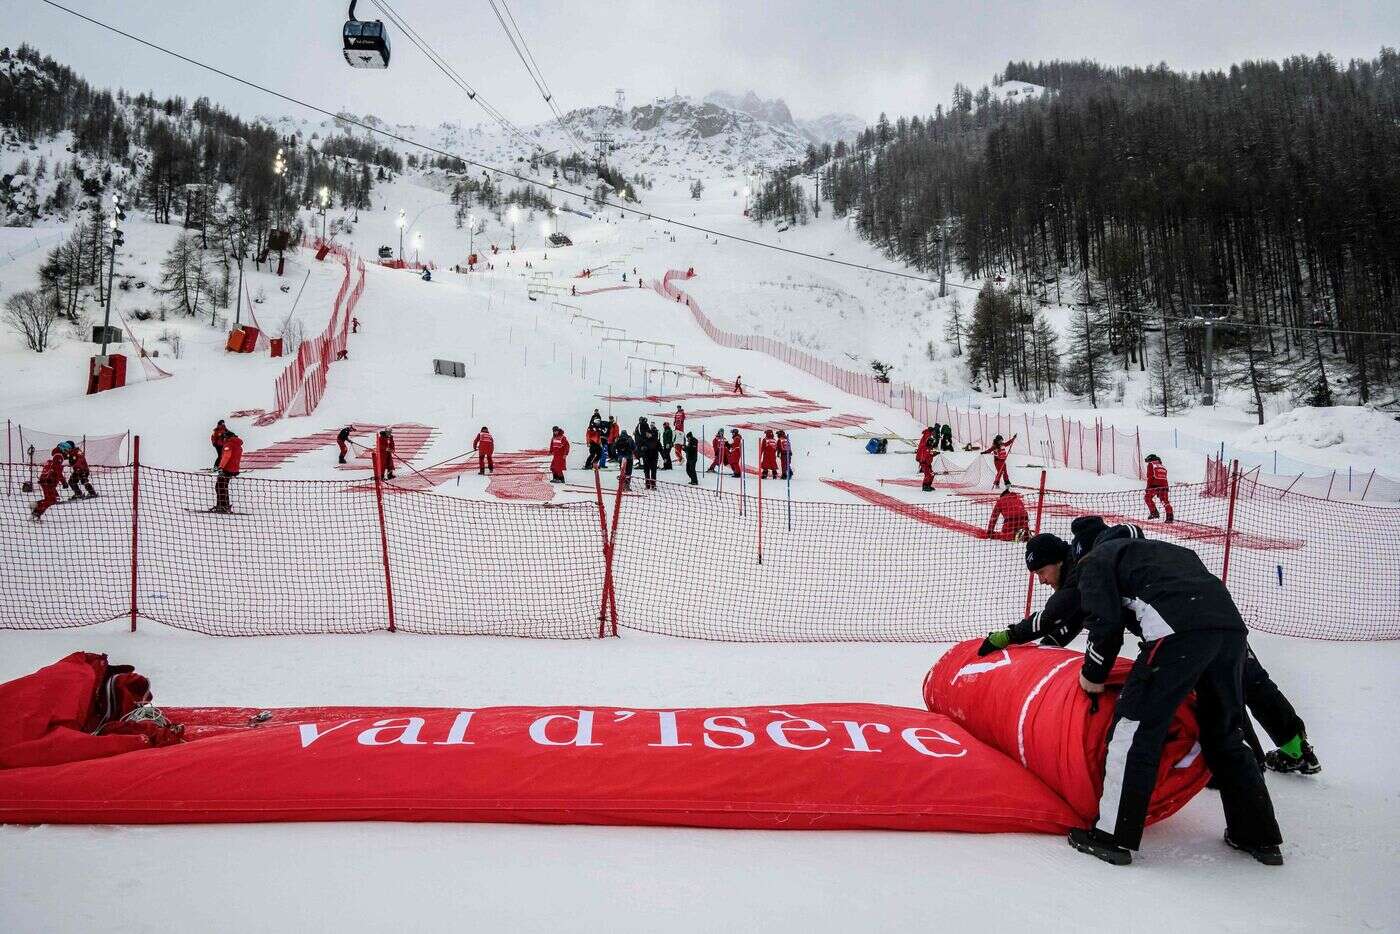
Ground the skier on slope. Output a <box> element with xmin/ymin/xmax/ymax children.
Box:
<box><xmin>212</xmin><ymin>430</ymin><xmax>243</xmax><ymax>514</ymax></box>
<box><xmin>683</xmin><ymin>431</ymin><xmax>700</xmax><ymax>485</ymax></box>
<box><xmin>638</xmin><ymin>425</ymin><xmax>661</xmax><ymax>490</ymax></box>
<box><xmin>612</xmin><ymin>430</ymin><xmax>635</xmax><ymax>491</ymax></box>
<box><xmin>917</xmin><ymin>426</ymin><xmax>934</xmax><ymax>474</ymax></box>
<box><xmin>210</xmin><ymin>419</ymin><xmax>229</xmax><ymax>469</ymax></box>
<box><xmin>337</xmin><ymin>425</ymin><xmax>353</xmax><ymax>465</ymax></box>
<box><xmin>548</xmin><ymin>426</ymin><xmax>570</xmax><ymax>484</ymax></box>
<box><xmin>1069</xmin><ymin>524</ymin><xmax>1284</xmax><ymax>866</ymax></box>
<box><xmin>661</xmin><ymin>421</ymin><xmax>675</xmax><ymax>470</ymax></box>
<box><xmin>375</xmin><ymin>428</ymin><xmax>396</xmax><ymax>481</ymax></box>
<box><xmin>30</xmin><ymin>449</ymin><xmax>65</xmax><ymax>522</ymax></box>
<box><xmin>583</xmin><ymin>423</ymin><xmax>602</xmax><ymax>470</ymax></box>
<box><xmin>472</xmin><ymin>426</ymin><xmax>495</xmax><ymax>475</ymax></box>
<box><xmin>1144</xmin><ymin>454</ymin><xmax>1174</xmax><ymax>522</ymax></box>
<box><xmin>985</xmin><ymin>485</ymin><xmax>1029</xmax><ymax>541</ymax></box>
<box><xmin>759</xmin><ymin>430</ymin><xmax>779</xmax><ymax>479</ymax></box>
<box><xmin>917</xmin><ymin>432</ymin><xmax>937</xmax><ymax>492</ymax></box>
<box><xmin>733</xmin><ymin>375</ymin><xmax>744</xmax><ymax>396</ymax></box>
<box><xmin>707</xmin><ymin>429</ymin><xmax>726</xmax><ymax>474</ymax></box>
<box><xmin>726</xmin><ymin>429</ymin><xmax>744</xmax><ymax>478</ymax></box>
<box><xmin>983</xmin><ymin>433</ymin><xmax>1017</xmax><ymax>486</ymax></box>
<box><xmin>64</xmin><ymin>443</ymin><xmax>97</xmax><ymax>499</ymax></box>
<box><xmin>777</xmin><ymin>430</ymin><xmax>793</xmax><ymax>480</ymax></box>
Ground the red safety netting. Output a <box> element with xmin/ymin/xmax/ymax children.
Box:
<box><xmin>4</xmin><ymin>421</ymin><xmax>129</xmax><ymax>483</ymax></box>
<box><xmin>2</xmin><ymin>453</ymin><xmax>1396</xmax><ymax>641</ymax></box>
<box><xmin>259</xmin><ymin>246</ymin><xmax>366</xmax><ymax>426</ymax></box>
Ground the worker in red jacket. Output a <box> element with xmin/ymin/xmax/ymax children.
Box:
<box><xmin>918</xmin><ymin>434</ymin><xmax>938</xmax><ymax>492</ymax></box>
<box><xmin>917</xmin><ymin>426</ymin><xmax>934</xmax><ymax>473</ymax></box>
<box><xmin>65</xmin><ymin>444</ymin><xmax>97</xmax><ymax>499</ymax></box>
<box><xmin>758</xmin><ymin>430</ymin><xmax>779</xmax><ymax>479</ymax></box>
<box><xmin>211</xmin><ymin>419</ymin><xmax>229</xmax><ymax>468</ymax></box>
<box><xmin>375</xmin><ymin>428</ymin><xmax>396</xmax><ymax>481</ymax></box>
<box><xmin>472</xmin><ymin>426</ymin><xmax>495</xmax><ymax>475</ymax></box>
<box><xmin>674</xmin><ymin>405</ymin><xmax>686</xmax><ymax>434</ymax></box>
<box><xmin>986</xmin><ymin>485</ymin><xmax>1030</xmax><ymax>541</ymax></box>
<box><xmin>706</xmin><ymin>429</ymin><xmax>725</xmax><ymax>474</ymax></box>
<box><xmin>549</xmin><ymin>426</ymin><xmax>570</xmax><ymax>483</ymax></box>
<box><xmin>1144</xmin><ymin>454</ymin><xmax>1174</xmax><ymax>522</ymax></box>
<box><xmin>984</xmin><ymin>433</ymin><xmax>1017</xmax><ymax>486</ymax></box>
<box><xmin>212</xmin><ymin>431</ymin><xmax>243</xmax><ymax>514</ymax></box>
<box><xmin>777</xmin><ymin>430</ymin><xmax>793</xmax><ymax>479</ymax></box>
<box><xmin>726</xmin><ymin>429</ymin><xmax>744</xmax><ymax>477</ymax></box>
<box><xmin>30</xmin><ymin>450</ymin><xmax>65</xmax><ymax>521</ymax></box>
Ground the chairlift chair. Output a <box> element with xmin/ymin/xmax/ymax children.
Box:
<box><xmin>343</xmin><ymin>2</ymin><xmax>391</xmax><ymax>69</ymax></box>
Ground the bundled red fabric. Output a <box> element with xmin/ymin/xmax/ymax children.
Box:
<box><xmin>0</xmin><ymin>653</ymin><xmax>166</xmax><ymax>770</ymax></box>
<box><xmin>923</xmin><ymin>640</ymin><xmax>1208</xmax><ymax>827</ymax></box>
<box><xmin>0</xmin><ymin>656</ymin><xmax>1087</xmax><ymax>832</ymax></box>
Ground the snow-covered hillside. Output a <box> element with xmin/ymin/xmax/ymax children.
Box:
<box><xmin>705</xmin><ymin>89</ymin><xmax>865</xmax><ymax>145</ymax></box>
<box><xmin>3</xmin><ymin>62</ymin><xmax>1400</xmax><ymax>934</ymax></box>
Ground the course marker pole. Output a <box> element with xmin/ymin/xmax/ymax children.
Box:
<box><xmin>1222</xmin><ymin>459</ymin><xmax>1240</xmax><ymax>584</ymax></box>
<box><xmin>1023</xmin><ymin>469</ymin><xmax>1047</xmax><ymax>616</ymax></box>
<box><xmin>372</xmin><ymin>450</ymin><xmax>397</xmax><ymax>632</ymax></box>
<box><xmin>129</xmin><ymin>435</ymin><xmax>141</xmax><ymax>631</ymax></box>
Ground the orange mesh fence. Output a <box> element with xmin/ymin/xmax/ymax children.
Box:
<box><xmin>1</xmin><ymin>457</ymin><xmax>1396</xmax><ymax>641</ymax></box>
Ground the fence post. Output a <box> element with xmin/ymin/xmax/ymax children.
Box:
<box><xmin>593</xmin><ymin>468</ymin><xmax>613</xmax><ymax>638</ymax></box>
<box><xmin>1221</xmin><ymin>460</ymin><xmax>1240</xmax><ymax>584</ymax></box>
<box><xmin>1024</xmin><ymin>469</ymin><xmax>1048</xmax><ymax>616</ymax></box>
<box><xmin>757</xmin><ymin>462</ymin><xmax>764</xmax><ymax>565</ymax></box>
<box><xmin>371</xmin><ymin>451</ymin><xmax>397</xmax><ymax>632</ymax></box>
<box><xmin>129</xmin><ymin>435</ymin><xmax>141</xmax><ymax>632</ymax></box>
<box><xmin>607</xmin><ymin>475</ymin><xmax>623</xmax><ymax>635</ymax></box>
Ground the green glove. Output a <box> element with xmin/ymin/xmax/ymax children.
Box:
<box><xmin>977</xmin><ymin>630</ymin><xmax>1012</xmax><ymax>656</ymax></box>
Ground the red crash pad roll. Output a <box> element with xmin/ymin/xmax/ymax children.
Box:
<box><xmin>0</xmin><ymin>657</ymin><xmax>1082</xmax><ymax>833</ymax></box>
<box><xmin>923</xmin><ymin>640</ymin><xmax>1209</xmax><ymax>827</ymax></box>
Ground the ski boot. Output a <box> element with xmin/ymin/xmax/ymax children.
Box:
<box><xmin>1224</xmin><ymin>831</ymin><xmax>1284</xmax><ymax>866</ymax></box>
<box><xmin>1068</xmin><ymin>827</ymin><xmax>1131</xmax><ymax>865</ymax></box>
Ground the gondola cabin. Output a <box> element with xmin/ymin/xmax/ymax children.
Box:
<box><xmin>343</xmin><ymin>6</ymin><xmax>390</xmax><ymax>69</ymax></box>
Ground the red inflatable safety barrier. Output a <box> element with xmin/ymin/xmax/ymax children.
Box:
<box><xmin>0</xmin><ymin>650</ymin><xmax>1208</xmax><ymax>833</ymax></box>
<box><xmin>923</xmin><ymin>640</ymin><xmax>1210</xmax><ymax>827</ymax></box>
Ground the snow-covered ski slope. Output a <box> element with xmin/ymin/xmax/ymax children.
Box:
<box><xmin>3</xmin><ymin>164</ymin><xmax>1400</xmax><ymax>930</ymax></box>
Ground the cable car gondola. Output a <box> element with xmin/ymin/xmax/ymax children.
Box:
<box><xmin>343</xmin><ymin>1</ymin><xmax>390</xmax><ymax>69</ymax></box>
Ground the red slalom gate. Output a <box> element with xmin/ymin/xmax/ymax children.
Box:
<box><xmin>1</xmin><ymin>450</ymin><xmax>1398</xmax><ymax>641</ymax></box>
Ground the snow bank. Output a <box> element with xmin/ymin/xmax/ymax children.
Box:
<box><xmin>1235</xmin><ymin>406</ymin><xmax>1400</xmax><ymax>462</ymax></box>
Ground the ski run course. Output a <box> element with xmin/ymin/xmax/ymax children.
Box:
<box><xmin>3</xmin><ymin>154</ymin><xmax>1399</xmax><ymax>931</ymax></box>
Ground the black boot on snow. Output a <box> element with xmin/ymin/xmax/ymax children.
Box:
<box><xmin>1068</xmin><ymin>827</ymin><xmax>1131</xmax><ymax>865</ymax></box>
<box><xmin>1265</xmin><ymin>743</ymin><xmax>1321</xmax><ymax>775</ymax></box>
<box><xmin>1224</xmin><ymin>831</ymin><xmax>1284</xmax><ymax>866</ymax></box>
<box><xmin>1164</xmin><ymin>514</ymin><xmax>1175</xmax><ymax>523</ymax></box>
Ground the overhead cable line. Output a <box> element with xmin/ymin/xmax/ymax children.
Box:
<box><xmin>484</xmin><ymin>0</ymin><xmax>590</xmax><ymax>159</ymax></box>
<box><xmin>33</xmin><ymin>0</ymin><xmax>995</xmax><ymax>289</ymax></box>
<box><xmin>367</xmin><ymin>0</ymin><xmax>539</xmax><ymax>158</ymax></box>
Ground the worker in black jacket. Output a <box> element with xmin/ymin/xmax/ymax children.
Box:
<box><xmin>982</xmin><ymin>517</ymin><xmax>1320</xmax><ymax>775</ymax></box>
<box><xmin>683</xmin><ymin>431</ymin><xmax>700</xmax><ymax>485</ymax></box>
<box><xmin>1069</xmin><ymin>526</ymin><xmax>1283</xmax><ymax>866</ymax></box>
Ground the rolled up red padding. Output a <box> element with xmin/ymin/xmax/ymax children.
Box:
<box><xmin>0</xmin><ymin>655</ymin><xmax>1086</xmax><ymax>832</ymax></box>
<box><xmin>923</xmin><ymin>640</ymin><xmax>1209</xmax><ymax>827</ymax></box>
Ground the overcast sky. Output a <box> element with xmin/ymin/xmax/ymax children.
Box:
<box><xmin>16</xmin><ymin>1</ymin><xmax>1400</xmax><ymax>129</ymax></box>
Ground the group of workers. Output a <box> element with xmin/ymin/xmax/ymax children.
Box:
<box><xmin>27</xmin><ymin>441</ymin><xmax>98</xmax><ymax>522</ymax></box>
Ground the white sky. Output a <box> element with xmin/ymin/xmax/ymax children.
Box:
<box><xmin>15</xmin><ymin>0</ymin><xmax>1400</xmax><ymax>129</ymax></box>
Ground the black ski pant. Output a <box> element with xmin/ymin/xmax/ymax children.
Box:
<box><xmin>214</xmin><ymin>472</ymin><xmax>234</xmax><ymax>511</ymax></box>
<box><xmin>1242</xmin><ymin>644</ymin><xmax>1307</xmax><ymax>757</ymax></box>
<box><xmin>1096</xmin><ymin>629</ymin><xmax>1281</xmax><ymax>850</ymax></box>
<box><xmin>661</xmin><ymin>446</ymin><xmax>672</xmax><ymax>469</ymax></box>
<box><xmin>641</xmin><ymin>454</ymin><xmax>659</xmax><ymax>487</ymax></box>
<box><xmin>584</xmin><ymin>443</ymin><xmax>601</xmax><ymax>469</ymax></box>
<box><xmin>685</xmin><ymin>456</ymin><xmax>698</xmax><ymax>485</ymax></box>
